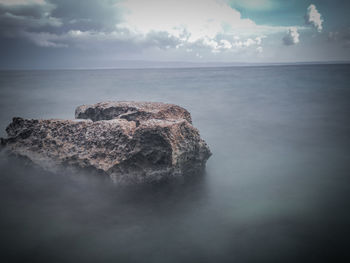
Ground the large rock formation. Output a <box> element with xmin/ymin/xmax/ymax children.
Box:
<box><xmin>0</xmin><ymin>102</ymin><xmax>211</xmax><ymax>184</ymax></box>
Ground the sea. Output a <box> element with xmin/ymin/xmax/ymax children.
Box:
<box><xmin>0</xmin><ymin>64</ymin><xmax>350</xmax><ymax>262</ymax></box>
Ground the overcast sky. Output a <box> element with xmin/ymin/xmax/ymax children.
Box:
<box><xmin>1</xmin><ymin>0</ymin><xmax>350</xmax><ymax>69</ymax></box>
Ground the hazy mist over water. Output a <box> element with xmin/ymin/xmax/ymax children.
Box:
<box><xmin>1</xmin><ymin>64</ymin><xmax>350</xmax><ymax>262</ymax></box>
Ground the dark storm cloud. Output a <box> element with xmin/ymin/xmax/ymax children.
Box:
<box><xmin>0</xmin><ymin>2</ymin><xmax>61</xmax><ymax>37</ymax></box>
<box><xmin>0</xmin><ymin>0</ymin><xmax>131</xmax><ymax>50</ymax></box>
<box><xmin>0</xmin><ymin>2</ymin><xmax>49</xmax><ymax>18</ymax></box>
<box><xmin>0</xmin><ymin>0</ymin><xmax>186</xmax><ymax>52</ymax></box>
<box><xmin>0</xmin><ymin>0</ymin><xmax>124</xmax><ymax>42</ymax></box>
<box><xmin>0</xmin><ymin>0</ymin><xmax>182</xmax><ymax>51</ymax></box>
<box><xmin>46</xmin><ymin>0</ymin><xmax>123</xmax><ymax>32</ymax></box>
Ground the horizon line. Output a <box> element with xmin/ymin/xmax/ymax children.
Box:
<box><xmin>1</xmin><ymin>60</ymin><xmax>349</xmax><ymax>71</ymax></box>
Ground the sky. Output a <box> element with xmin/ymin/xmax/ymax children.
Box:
<box><xmin>0</xmin><ymin>0</ymin><xmax>350</xmax><ymax>69</ymax></box>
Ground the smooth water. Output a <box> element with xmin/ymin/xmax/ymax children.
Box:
<box><xmin>1</xmin><ymin>65</ymin><xmax>350</xmax><ymax>262</ymax></box>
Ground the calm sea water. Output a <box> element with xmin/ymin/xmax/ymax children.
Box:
<box><xmin>1</xmin><ymin>64</ymin><xmax>350</xmax><ymax>262</ymax></box>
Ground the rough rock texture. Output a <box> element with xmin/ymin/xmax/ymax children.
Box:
<box><xmin>75</xmin><ymin>101</ymin><xmax>193</xmax><ymax>124</ymax></box>
<box><xmin>1</xmin><ymin>102</ymin><xmax>211</xmax><ymax>184</ymax></box>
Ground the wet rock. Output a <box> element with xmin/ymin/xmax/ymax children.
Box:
<box><xmin>1</xmin><ymin>102</ymin><xmax>211</xmax><ymax>184</ymax></box>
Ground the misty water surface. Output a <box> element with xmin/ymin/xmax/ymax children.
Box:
<box><xmin>1</xmin><ymin>64</ymin><xmax>350</xmax><ymax>262</ymax></box>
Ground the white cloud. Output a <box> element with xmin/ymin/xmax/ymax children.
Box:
<box><xmin>305</xmin><ymin>4</ymin><xmax>323</xmax><ymax>32</ymax></box>
<box><xmin>255</xmin><ymin>36</ymin><xmax>263</xmax><ymax>45</ymax></box>
<box><xmin>220</xmin><ymin>39</ymin><xmax>232</xmax><ymax>49</ymax></box>
<box><xmin>114</xmin><ymin>0</ymin><xmax>287</xmax><ymax>54</ymax></box>
<box><xmin>118</xmin><ymin>0</ymin><xmax>257</xmax><ymax>42</ymax></box>
<box><xmin>282</xmin><ymin>27</ymin><xmax>299</xmax><ymax>45</ymax></box>
<box><xmin>243</xmin><ymin>38</ymin><xmax>255</xmax><ymax>47</ymax></box>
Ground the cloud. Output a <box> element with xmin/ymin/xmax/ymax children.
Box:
<box><xmin>22</xmin><ymin>31</ymin><xmax>67</xmax><ymax>47</ymax></box>
<box><xmin>0</xmin><ymin>1</ymin><xmax>61</xmax><ymax>37</ymax></box>
<box><xmin>10</xmin><ymin>0</ymin><xmax>269</xmax><ymax>53</ymax></box>
<box><xmin>114</xmin><ymin>0</ymin><xmax>281</xmax><ymax>54</ymax></box>
<box><xmin>0</xmin><ymin>0</ymin><xmax>123</xmax><ymax>39</ymax></box>
<box><xmin>328</xmin><ymin>28</ymin><xmax>350</xmax><ymax>48</ymax></box>
<box><xmin>229</xmin><ymin>0</ymin><xmax>279</xmax><ymax>11</ymax></box>
<box><xmin>305</xmin><ymin>4</ymin><xmax>323</xmax><ymax>32</ymax></box>
<box><xmin>0</xmin><ymin>0</ymin><xmax>301</xmax><ymax>61</ymax></box>
<box><xmin>118</xmin><ymin>0</ymin><xmax>257</xmax><ymax>41</ymax></box>
<box><xmin>282</xmin><ymin>27</ymin><xmax>299</xmax><ymax>45</ymax></box>
<box><xmin>256</xmin><ymin>46</ymin><xmax>263</xmax><ymax>53</ymax></box>
<box><xmin>47</xmin><ymin>0</ymin><xmax>123</xmax><ymax>32</ymax></box>
<box><xmin>0</xmin><ymin>0</ymin><xmax>45</xmax><ymax>5</ymax></box>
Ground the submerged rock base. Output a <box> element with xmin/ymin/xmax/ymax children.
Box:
<box><xmin>1</xmin><ymin>102</ymin><xmax>211</xmax><ymax>184</ymax></box>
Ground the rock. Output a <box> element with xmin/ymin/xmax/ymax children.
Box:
<box><xmin>1</xmin><ymin>102</ymin><xmax>211</xmax><ymax>184</ymax></box>
<box><xmin>75</xmin><ymin>101</ymin><xmax>192</xmax><ymax>123</ymax></box>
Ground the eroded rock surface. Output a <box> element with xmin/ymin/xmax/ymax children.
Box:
<box><xmin>75</xmin><ymin>101</ymin><xmax>192</xmax><ymax>124</ymax></box>
<box><xmin>1</xmin><ymin>102</ymin><xmax>211</xmax><ymax>184</ymax></box>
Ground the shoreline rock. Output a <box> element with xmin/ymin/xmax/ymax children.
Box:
<box><xmin>1</xmin><ymin>102</ymin><xmax>211</xmax><ymax>184</ymax></box>
<box><xmin>75</xmin><ymin>101</ymin><xmax>193</xmax><ymax>124</ymax></box>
